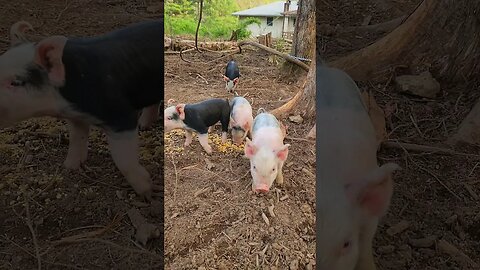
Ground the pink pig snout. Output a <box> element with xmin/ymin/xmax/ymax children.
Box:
<box><xmin>254</xmin><ymin>184</ymin><xmax>269</xmax><ymax>193</ymax></box>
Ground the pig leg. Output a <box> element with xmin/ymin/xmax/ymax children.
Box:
<box><xmin>221</xmin><ymin>132</ymin><xmax>227</xmax><ymax>143</ymax></box>
<box><xmin>208</xmin><ymin>126</ymin><xmax>213</xmax><ymax>133</ymax></box>
<box><xmin>197</xmin><ymin>133</ymin><xmax>212</xmax><ymax>154</ymax></box>
<box><xmin>275</xmin><ymin>161</ymin><xmax>285</xmax><ymax>186</ymax></box>
<box><xmin>138</xmin><ymin>104</ymin><xmax>159</xmax><ymax>130</ymax></box>
<box><xmin>357</xmin><ymin>218</ymin><xmax>379</xmax><ymax>270</ymax></box>
<box><xmin>107</xmin><ymin>130</ymin><xmax>153</xmax><ymax>200</ymax></box>
<box><xmin>64</xmin><ymin>120</ymin><xmax>90</xmax><ymax>169</ymax></box>
<box><xmin>184</xmin><ymin>130</ymin><xmax>193</xmax><ymax>147</ymax></box>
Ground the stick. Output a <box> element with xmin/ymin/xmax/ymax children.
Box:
<box><xmin>285</xmin><ymin>136</ymin><xmax>315</xmax><ymax>143</ymax></box>
<box><xmin>340</xmin><ymin>16</ymin><xmax>407</xmax><ymax>34</ymax></box>
<box><xmin>196</xmin><ymin>73</ymin><xmax>208</xmax><ymax>84</ymax></box>
<box><xmin>56</xmin><ymin>0</ymin><xmax>71</xmax><ymax>22</ymax></box>
<box><xmin>49</xmin><ymin>238</ymin><xmax>162</xmax><ymax>259</ymax></box>
<box><xmin>179</xmin><ymin>48</ymin><xmax>194</xmax><ymax>63</ymax></box>
<box><xmin>23</xmin><ymin>193</ymin><xmax>42</xmax><ymax>270</ymax></box>
<box><xmin>416</xmin><ymin>165</ymin><xmax>462</xmax><ymax>200</ymax></box>
<box><xmin>237</xmin><ymin>41</ymin><xmax>310</xmax><ymax>71</ymax></box>
<box><xmin>382</xmin><ymin>141</ymin><xmax>480</xmax><ymax>157</ymax></box>
<box><xmin>170</xmin><ymin>154</ymin><xmax>179</xmax><ymax>202</ymax></box>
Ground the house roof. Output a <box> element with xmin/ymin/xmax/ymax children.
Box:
<box><xmin>281</xmin><ymin>9</ymin><xmax>297</xmax><ymax>17</ymax></box>
<box><xmin>232</xmin><ymin>1</ymin><xmax>298</xmax><ymax>17</ymax></box>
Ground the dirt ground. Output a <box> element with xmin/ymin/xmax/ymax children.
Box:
<box><xmin>0</xmin><ymin>1</ymin><xmax>162</xmax><ymax>269</ymax></box>
<box><xmin>320</xmin><ymin>0</ymin><xmax>480</xmax><ymax>269</ymax></box>
<box><xmin>163</xmin><ymin>48</ymin><xmax>316</xmax><ymax>269</ymax></box>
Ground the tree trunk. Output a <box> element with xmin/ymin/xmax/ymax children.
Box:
<box><xmin>271</xmin><ymin>56</ymin><xmax>315</xmax><ymax>119</ymax></box>
<box><xmin>324</xmin><ymin>0</ymin><xmax>480</xmax><ymax>144</ymax></box>
<box><xmin>329</xmin><ymin>0</ymin><xmax>480</xmax><ymax>82</ymax></box>
<box><xmin>283</xmin><ymin>0</ymin><xmax>315</xmax><ymax>74</ymax></box>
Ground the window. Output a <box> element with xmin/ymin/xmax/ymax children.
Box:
<box><xmin>266</xmin><ymin>17</ymin><xmax>273</xmax><ymax>26</ymax></box>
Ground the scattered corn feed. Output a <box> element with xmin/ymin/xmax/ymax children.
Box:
<box><xmin>164</xmin><ymin>129</ymin><xmax>244</xmax><ymax>154</ymax></box>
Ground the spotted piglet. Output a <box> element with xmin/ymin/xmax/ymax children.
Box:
<box><xmin>164</xmin><ymin>98</ymin><xmax>231</xmax><ymax>154</ymax></box>
<box><xmin>0</xmin><ymin>20</ymin><xmax>163</xmax><ymax>200</ymax></box>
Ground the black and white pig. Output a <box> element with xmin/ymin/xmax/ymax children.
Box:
<box><xmin>223</xmin><ymin>60</ymin><xmax>240</xmax><ymax>94</ymax></box>
<box><xmin>0</xmin><ymin>20</ymin><xmax>163</xmax><ymax>200</ymax></box>
<box><xmin>164</xmin><ymin>98</ymin><xmax>231</xmax><ymax>154</ymax></box>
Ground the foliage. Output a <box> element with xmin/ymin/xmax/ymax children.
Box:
<box><xmin>235</xmin><ymin>17</ymin><xmax>261</xmax><ymax>40</ymax></box>
<box><xmin>165</xmin><ymin>0</ymin><xmax>272</xmax><ymax>39</ymax></box>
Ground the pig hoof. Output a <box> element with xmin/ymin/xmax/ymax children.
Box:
<box><xmin>63</xmin><ymin>159</ymin><xmax>84</xmax><ymax>170</ymax></box>
<box><xmin>204</xmin><ymin>147</ymin><xmax>213</xmax><ymax>154</ymax></box>
<box><xmin>184</xmin><ymin>141</ymin><xmax>192</xmax><ymax>147</ymax></box>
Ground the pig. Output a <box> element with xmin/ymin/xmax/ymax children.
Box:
<box><xmin>244</xmin><ymin>109</ymin><xmax>290</xmax><ymax>193</ymax></box>
<box><xmin>229</xmin><ymin>96</ymin><xmax>253</xmax><ymax>145</ymax></box>
<box><xmin>223</xmin><ymin>60</ymin><xmax>240</xmax><ymax>94</ymax></box>
<box><xmin>316</xmin><ymin>61</ymin><xmax>400</xmax><ymax>270</ymax></box>
<box><xmin>0</xmin><ymin>20</ymin><xmax>163</xmax><ymax>200</ymax></box>
<box><xmin>164</xmin><ymin>98</ymin><xmax>231</xmax><ymax>154</ymax></box>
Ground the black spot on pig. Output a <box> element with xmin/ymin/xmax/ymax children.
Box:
<box><xmin>25</xmin><ymin>65</ymin><xmax>48</xmax><ymax>88</ymax></box>
<box><xmin>171</xmin><ymin>112</ymin><xmax>179</xmax><ymax>121</ymax></box>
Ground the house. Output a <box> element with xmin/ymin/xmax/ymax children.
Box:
<box><xmin>232</xmin><ymin>1</ymin><xmax>298</xmax><ymax>39</ymax></box>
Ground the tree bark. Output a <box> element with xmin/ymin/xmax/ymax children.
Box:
<box><xmin>328</xmin><ymin>0</ymin><xmax>480</xmax><ymax>82</ymax></box>
<box><xmin>291</xmin><ymin>0</ymin><xmax>316</xmax><ymax>61</ymax></box>
<box><xmin>271</xmin><ymin>56</ymin><xmax>315</xmax><ymax>119</ymax></box>
<box><xmin>283</xmin><ymin>0</ymin><xmax>316</xmax><ymax>75</ymax></box>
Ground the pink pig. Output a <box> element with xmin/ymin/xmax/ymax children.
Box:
<box><xmin>317</xmin><ymin>63</ymin><xmax>400</xmax><ymax>270</ymax></box>
<box><xmin>229</xmin><ymin>96</ymin><xmax>253</xmax><ymax>145</ymax></box>
<box><xmin>244</xmin><ymin>109</ymin><xmax>290</xmax><ymax>193</ymax></box>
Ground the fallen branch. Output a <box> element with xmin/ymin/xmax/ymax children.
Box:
<box><xmin>50</xmin><ymin>214</ymin><xmax>123</xmax><ymax>245</ymax></box>
<box><xmin>415</xmin><ymin>165</ymin><xmax>462</xmax><ymax>200</ymax></box>
<box><xmin>237</xmin><ymin>40</ymin><xmax>310</xmax><ymax>71</ymax></box>
<box><xmin>23</xmin><ymin>193</ymin><xmax>42</xmax><ymax>270</ymax></box>
<box><xmin>382</xmin><ymin>141</ymin><xmax>480</xmax><ymax>157</ymax></box>
<box><xmin>285</xmin><ymin>136</ymin><xmax>315</xmax><ymax>143</ymax></box>
<box><xmin>340</xmin><ymin>15</ymin><xmax>407</xmax><ymax>34</ymax></box>
<box><xmin>48</xmin><ymin>238</ymin><xmax>162</xmax><ymax>259</ymax></box>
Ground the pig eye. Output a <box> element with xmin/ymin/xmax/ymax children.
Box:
<box><xmin>167</xmin><ymin>116</ymin><xmax>172</xmax><ymax>120</ymax></box>
<box><xmin>339</xmin><ymin>240</ymin><xmax>352</xmax><ymax>255</ymax></box>
<box><xmin>253</xmin><ymin>165</ymin><xmax>256</xmax><ymax>170</ymax></box>
<box><xmin>11</xmin><ymin>79</ymin><xmax>25</xmax><ymax>87</ymax></box>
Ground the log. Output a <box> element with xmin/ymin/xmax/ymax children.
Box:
<box><xmin>169</xmin><ymin>40</ymin><xmax>238</xmax><ymax>51</ymax></box>
<box><xmin>237</xmin><ymin>40</ymin><xmax>310</xmax><ymax>71</ymax></box>
<box><xmin>329</xmin><ymin>0</ymin><xmax>439</xmax><ymax>81</ymax></box>
<box><xmin>340</xmin><ymin>15</ymin><xmax>407</xmax><ymax>34</ymax></box>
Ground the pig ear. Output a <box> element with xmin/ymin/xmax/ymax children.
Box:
<box><xmin>244</xmin><ymin>137</ymin><xmax>256</xmax><ymax>158</ymax></box>
<box><xmin>223</xmin><ymin>75</ymin><xmax>229</xmax><ymax>82</ymax></box>
<box><xmin>167</xmin><ymin>99</ymin><xmax>176</xmax><ymax>106</ymax></box>
<box><xmin>10</xmin><ymin>21</ymin><xmax>34</xmax><ymax>47</ymax></box>
<box><xmin>34</xmin><ymin>36</ymin><xmax>68</xmax><ymax>87</ymax></box>
<box><xmin>230</xmin><ymin>116</ymin><xmax>236</xmax><ymax>126</ymax></box>
<box><xmin>275</xmin><ymin>144</ymin><xmax>290</xmax><ymax>161</ymax></box>
<box><xmin>233</xmin><ymin>77</ymin><xmax>239</xmax><ymax>84</ymax></box>
<box><xmin>175</xmin><ymin>104</ymin><xmax>186</xmax><ymax>120</ymax></box>
<box><xmin>346</xmin><ymin>163</ymin><xmax>401</xmax><ymax>217</ymax></box>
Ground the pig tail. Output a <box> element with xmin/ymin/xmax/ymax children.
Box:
<box><xmin>257</xmin><ymin>108</ymin><xmax>266</xmax><ymax>114</ymax></box>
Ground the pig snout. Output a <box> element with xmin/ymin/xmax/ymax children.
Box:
<box><xmin>253</xmin><ymin>183</ymin><xmax>269</xmax><ymax>193</ymax></box>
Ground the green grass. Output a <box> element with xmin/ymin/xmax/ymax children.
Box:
<box><xmin>165</xmin><ymin>0</ymin><xmax>274</xmax><ymax>40</ymax></box>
